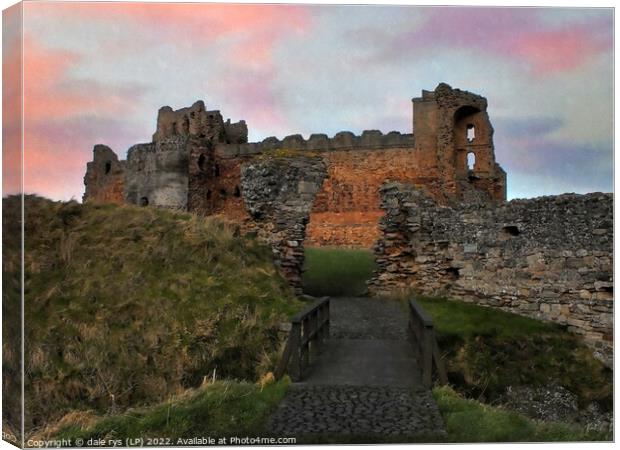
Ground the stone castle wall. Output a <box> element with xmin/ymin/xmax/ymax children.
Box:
<box><xmin>82</xmin><ymin>83</ymin><xmax>510</xmax><ymax>288</ymax></box>
<box><xmin>369</xmin><ymin>182</ymin><xmax>613</xmax><ymax>364</ymax></box>
<box><xmin>306</xmin><ymin>147</ymin><xmax>443</xmax><ymax>247</ymax></box>
<box><xmin>241</xmin><ymin>156</ymin><xmax>327</xmax><ymax>294</ymax></box>
<box><xmin>83</xmin><ymin>84</ymin><xmax>507</xmax><ymax>249</ymax></box>
<box><xmin>83</xmin><ymin>145</ymin><xmax>125</xmax><ymax>205</ymax></box>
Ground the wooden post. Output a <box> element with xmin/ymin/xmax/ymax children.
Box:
<box><xmin>302</xmin><ymin>319</ymin><xmax>310</xmax><ymax>377</ymax></box>
<box><xmin>325</xmin><ymin>300</ymin><xmax>330</xmax><ymax>339</ymax></box>
<box><xmin>274</xmin><ymin>297</ymin><xmax>331</xmax><ymax>382</ymax></box>
<box><xmin>422</xmin><ymin>324</ymin><xmax>433</xmax><ymax>388</ymax></box>
<box><xmin>289</xmin><ymin>321</ymin><xmax>302</xmax><ymax>381</ymax></box>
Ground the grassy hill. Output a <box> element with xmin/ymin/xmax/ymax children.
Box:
<box><xmin>3</xmin><ymin>195</ymin><xmax>301</xmax><ymax>435</ymax></box>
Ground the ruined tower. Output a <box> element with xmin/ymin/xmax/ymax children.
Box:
<box><xmin>412</xmin><ymin>83</ymin><xmax>506</xmax><ymax>203</ymax></box>
<box><xmin>83</xmin><ymin>83</ymin><xmax>507</xmax><ymax>247</ymax></box>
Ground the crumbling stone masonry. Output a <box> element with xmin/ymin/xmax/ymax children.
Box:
<box><xmin>83</xmin><ymin>83</ymin><xmax>507</xmax><ymax>249</ymax></box>
<box><xmin>368</xmin><ymin>182</ymin><xmax>613</xmax><ymax>365</ymax></box>
<box><xmin>241</xmin><ymin>156</ymin><xmax>327</xmax><ymax>294</ymax></box>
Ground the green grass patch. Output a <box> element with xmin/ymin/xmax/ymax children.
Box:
<box><xmin>433</xmin><ymin>386</ymin><xmax>610</xmax><ymax>442</ymax></box>
<box><xmin>302</xmin><ymin>247</ymin><xmax>376</xmax><ymax>297</ymax></box>
<box><xmin>53</xmin><ymin>379</ymin><xmax>289</xmax><ymax>444</ymax></box>
<box><xmin>3</xmin><ymin>195</ymin><xmax>303</xmax><ymax>434</ymax></box>
<box><xmin>414</xmin><ymin>296</ymin><xmax>612</xmax><ymax>408</ymax></box>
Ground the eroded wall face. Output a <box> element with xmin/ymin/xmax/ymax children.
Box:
<box><xmin>306</xmin><ymin>148</ymin><xmax>444</xmax><ymax>248</ymax></box>
<box><xmin>83</xmin><ymin>145</ymin><xmax>126</xmax><ymax>204</ymax></box>
<box><xmin>369</xmin><ymin>183</ymin><xmax>613</xmax><ymax>365</ymax></box>
<box><xmin>124</xmin><ymin>138</ymin><xmax>189</xmax><ymax>209</ymax></box>
<box><xmin>241</xmin><ymin>156</ymin><xmax>327</xmax><ymax>294</ymax></box>
<box><xmin>413</xmin><ymin>83</ymin><xmax>506</xmax><ymax>204</ymax></box>
<box><xmin>83</xmin><ymin>85</ymin><xmax>508</xmax><ymax>249</ymax></box>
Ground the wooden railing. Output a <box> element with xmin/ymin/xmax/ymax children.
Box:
<box><xmin>274</xmin><ymin>297</ymin><xmax>330</xmax><ymax>381</ymax></box>
<box><xmin>408</xmin><ymin>298</ymin><xmax>448</xmax><ymax>388</ymax></box>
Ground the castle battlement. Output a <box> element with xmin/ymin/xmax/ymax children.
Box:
<box><xmin>84</xmin><ymin>83</ymin><xmax>507</xmax><ymax>246</ymax></box>
<box><xmin>216</xmin><ymin>130</ymin><xmax>414</xmax><ymax>158</ymax></box>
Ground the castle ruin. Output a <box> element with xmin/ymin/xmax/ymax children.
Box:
<box><xmin>84</xmin><ymin>83</ymin><xmax>506</xmax><ymax>247</ymax></box>
<box><xmin>83</xmin><ymin>83</ymin><xmax>612</xmax><ymax>363</ymax></box>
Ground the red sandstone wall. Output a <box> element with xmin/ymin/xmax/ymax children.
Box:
<box><xmin>306</xmin><ymin>211</ymin><xmax>383</xmax><ymax>247</ymax></box>
<box><xmin>305</xmin><ymin>148</ymin><xmax>441</xmax><ymax>248</ymax></box>
<box><xmin>82</xmin><ymin>145</ymin><xmax>126</xmax><ymax>205</ymax></box>
<box><xmin>201</xmin><ymin>157</ymin><xmax>253</xmax><ymax>224</ymax></box>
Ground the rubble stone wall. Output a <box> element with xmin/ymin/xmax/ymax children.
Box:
<box><xmin>369</xmin><ymin>182</ymin><xmax>613</xmax><ymax>364</ymax></box>
<box><xmin>241</xmin><ymin>156</ymin><xmax>327</xmax><ymax>294</ymax></box>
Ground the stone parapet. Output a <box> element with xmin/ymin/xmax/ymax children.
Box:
<box><xmin>215</xmin><ymin>130</ymin><xmax>414</xmax><ymax>158</ymax></box>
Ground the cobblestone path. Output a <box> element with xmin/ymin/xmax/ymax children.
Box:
<box><xmin>267</xmin><ymin>297</ymin><xmax>446</xmax><ymax>440</ymax></box>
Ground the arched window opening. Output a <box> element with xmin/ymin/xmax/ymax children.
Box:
<box><xmin>233</xmin><ymin>186</ymin><xmax>241</xmax><ymax>198</ymax></box>
<box><xmin>104</xmin><ymin>161</ymin><xmax>112</xmax><ymax>175</ymax></box>
<box><xmin>466</xmin><ymin>124</ymin><xmax>475</xmax><ymax>142</ymax></box>
<box><xmin>198</xmin><ymin>154</ymin><xmax>206</xmax><ymax>172</ymax></box>
<box><xmin>207</xmin><ymin>190</ymin><xmax>212</xmax><ymax>200</ymax></box>
<box><xmin>213</xmin><ymin>164</ymin><xmax>220</xmax><ymax>177</ymax></box>
<box><xmin>467</xmin><ymin>152</ymin><xmax>476</xmax><ymax>171</ymax></box>
<box><xmin>140</xmin><ymin>197</ymin><xmax>149</xmax><ymax>207</ymax></box>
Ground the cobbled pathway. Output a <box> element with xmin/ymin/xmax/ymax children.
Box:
<box><xmin>267</xmin><ymin>297</ymin><xmax>446</xmax><ymax>440</ymax></box>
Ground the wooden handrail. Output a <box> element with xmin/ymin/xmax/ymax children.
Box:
<box><xmin>408</xmin><ymin>298</ymin><xmax>448</xmax><ymax>388</ymax></box>
<box><xmin>274</xmin><ymin>297</ymin><xmax>330</xmax><ymax>381</ymax></box>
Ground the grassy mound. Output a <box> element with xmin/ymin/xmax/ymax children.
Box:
<box><xmin>416</xmin><ymin>296</ymin><xmax>612</xmax><ymax>408</ymax></box>
<box><xmin>49</xmin><ymin>379</ymin><xmax>290</xmax><ymax>444</ymax></box>
<box><xmin>302</xmin><ymin>247</ymin><xmax>376</xmax><ymax>297</ymax></box>
<box><xmin>3</xmin><ymin>195</ymin><xmax>301</xmax><ymax>433</ymax></box>
<box><xmin>433</xmin><ymin>386</ymin><xmax>610</xmax><ymax>442</ymax></box>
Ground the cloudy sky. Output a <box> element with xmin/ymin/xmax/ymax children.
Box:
<box><xmin>3</xmin><ymin>2</ymin><xmax>614</xmax><ymax>200</ymax></box>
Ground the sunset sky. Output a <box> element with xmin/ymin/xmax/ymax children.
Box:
<box><xmin>3</xmin><ymin>2</ymin><xmax>614</xmax><ymax>200</ymax></box>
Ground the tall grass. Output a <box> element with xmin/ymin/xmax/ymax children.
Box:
<box><xmin>4</xmin><ymin>195</ymin><xmax>302</xmax><ymax>434</ymax></box>
<box><xmin>415</xmin><ymin>296</ymin><xmax>612</xmax><ymax>409</ymax></box>
<box><xmin>433</xmin><ymin>386</ymin><xmax>610</xmax><ymax>442</ymax></box>
<box><xmin>302</xmin><ymin>247</ymin><xmax>376</xmax><ymax>297</ymax></box>
<box><xmin>50</xmin><ymin>379</ymin><xmax>290</xmax><ymax>442</ymax></box>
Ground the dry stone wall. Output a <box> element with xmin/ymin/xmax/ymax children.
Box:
<box><xmin>369</xmin><ymin>182</ymin><xmax>613</xmax><ymax>365</ymax></box>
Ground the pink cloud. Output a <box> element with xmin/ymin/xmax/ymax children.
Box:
<box><xmin>20</xmin><ymin>35</ymin><xmax>150</xmax><ymax>200</ymax></box>
<box><xmin>387</xmin><ymin>8</ymin><xmax>612</xmax><ymax>76</ymax></box>
<box><xmin>3</xmin><ymin>4</ymin><xmax>23</xmax><ymax>196</ymax></box>
<box><xmin>23</xmin><ymin>115</ymin><xmax>143</xmax><ymax>201</ymax></box>
<box><xmin>23</xmin><ymin>37</ymin><xmax>146</xmax><ymax>121</ymax></box>
<box><xmin>510</xmin><ymin>26</ymin><xmax>610</xmax><ymax>75</ymax></box>
<box><xmin>23</xmin><ymin>3</ymin><xmax>314</xmax><ymax>146</ymax></box>
<box><xmin>26</xmin><ymin>3</ymin><xmax>310</xmax><ymax>45</ymax></box>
